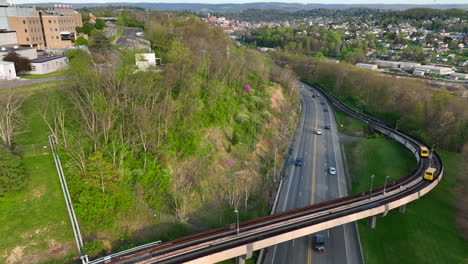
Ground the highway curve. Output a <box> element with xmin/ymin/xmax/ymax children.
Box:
<box><xmin>88</xmin><ymin>82</ymin><xmax>443</xmax><ymax>264</ymax></box>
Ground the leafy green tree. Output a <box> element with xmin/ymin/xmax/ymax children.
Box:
<box><xmin>82</xmin><ymin>23</ymin><xmax>94</xmax><ymax>35</ymax></box>
<box><xmin>75</xmin><ymin>36</ymin><xmax>88</xmax><ymax>46</ymax></box>
<box><xmin>95</xmin><ymin>18</ymin><xmax>106</xmax><ymax>30</ymax></box>
<box><xmin>0</xmin><ymin>147</ymin><xmax>25</xmax><ymax>196</ymax></box>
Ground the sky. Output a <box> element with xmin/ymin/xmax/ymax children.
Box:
<box><xmin>12</xmin><ymin>0</ymin><xmax>468</xmax><ymax>4</ymax></box>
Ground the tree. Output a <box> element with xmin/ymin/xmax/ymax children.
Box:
<box><xmin>75</xmin><ymin>36</ymin><xmax>88</xmax><ymax>46</ymax></box>
<box><xmin>82</xmin><ymin>23</ymin><xmax>94</xmax><ymax>35</ymax></box>
<box><xmin>95</xmin><ymin>18</ymin><xmax>106</xmax><ymax>30</ymax></box>
<box><xmin>88</xmin><ymin>31</ymin><xmax>111</xmax><ymax>61</ymax></box>
<box><xmin>0</xmin><ymin>93</ymin><xmax>24</xmax><ymax>149</ymax></box>
<box><xmin>0</xmin><ymin>146</ymin><xmax>25</xmax><ymax>196</ymax></box>
<box><xmin>3</xmin><ymin>52</ymin><xmax>31</xmax><ymax>73</ymax></box>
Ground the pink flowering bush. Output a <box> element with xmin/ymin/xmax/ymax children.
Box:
<box><xmin>243</xmin><ymin>84</ymin><xmax>252</xmax><ymax>94</ymax></box>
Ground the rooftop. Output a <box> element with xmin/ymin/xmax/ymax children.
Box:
<box><xmin>31</xmin><ymin>55</ymin><xmax>66</xmax><ymax>63</ymax></box>
<box><xmin>0</xmin><ymin>61</ymin><xmax>14</xmax><ymax>65</ymax></box>
<box><xmin>0</xmin><ymin>47</ymin><xmax>34</xmax><ymax>52</ymax></box>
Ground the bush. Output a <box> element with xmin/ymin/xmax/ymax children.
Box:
<box><xmin>0</xmin><ymin>147</ymin><xmax>26</xmax><ymax>196</ymax></box>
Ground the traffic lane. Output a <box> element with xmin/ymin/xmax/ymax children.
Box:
<box><xmin>272</xmin><ymin>90</ymin><xmax>318</xmax><ymax>264</ymax></box>
<box><xmin>264</xmin><ymin>88</ymin><xmax>317</xmax><ymax>264</ymax></box>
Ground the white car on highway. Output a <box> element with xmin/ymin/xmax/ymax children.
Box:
<box><xmin>329</xmin><ymin>167</ymin><xmax>337</xmax><ymax>175</ymax></box>
<box><xmin>316</xmin><ymin>129</ymin><xmax>322</xmax><ymax>135</ymax></box>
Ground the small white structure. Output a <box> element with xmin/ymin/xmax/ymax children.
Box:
<box><xmin>414</xmin><ymin>65</ymin><xmax>453</xmax><ymax>75</ymax></box>
<box><xmin>0</xmin><ymin>61</ymin><xmax>17</xmax><ymax>80</ymax></box>
<box><xmin>29</xmin><ymin>55</ymin><xmax>68</xmax><ymax>74</ymax></box>
<box><xmin>356</xmin><ymin>63</ymin><xmax>378</xmax><ymax>70</ymax></box>
<box><xmin>413</xmin><ymin>70</ymin><xmax>425</xmax><ymax>76</ymax></box>
<box><xmin>135</xmin><ymin>52</ymin><xmax>160</xmax><ymax>71</ymax></box>
<box><xmin>451</xmin><ymin>72</ymin><xmax>468</xmax><ymax>80</ymax></box>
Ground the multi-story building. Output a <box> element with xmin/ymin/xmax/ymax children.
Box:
<box><xmin>0</xmin><ymin>0</ymin><xmax>35</xmax><ymax>30</ymax></box>
<box><xmin>3</xmin><ymin>3</ymin><xmax>82</xmax><ymax>49</ymax></box>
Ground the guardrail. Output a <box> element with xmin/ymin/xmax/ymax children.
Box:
<box><xmin>49</xmin><ymin>134</ymin><xmax>89</xmax><ymax>264</ymax></box>
<box><xmin>86</xmin><ymin>84</ymin><xmax>442</xmax><ymax>264</ymax></box>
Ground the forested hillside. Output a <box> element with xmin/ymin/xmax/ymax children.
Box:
<box><xmin>41</xmin><ymin>15</ymin><xmax>299</xmax><ymax>256</ymax></box>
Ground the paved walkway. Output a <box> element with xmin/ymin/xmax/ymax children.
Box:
<box><xmin>0</xmin><ymin>75</ymin><xmax>68</xmax><ymax>89</ymax></box>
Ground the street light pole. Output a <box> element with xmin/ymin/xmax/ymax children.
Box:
<box><xmin>383</xmin><ymin>175</ymin><xmax>389</xmax><ymax>195</ymax></box>
<box><xmin>234</xmin><ymin>208</ymin><xmax>239</xmax><ymax>235</ymax></box>
<box><xmin>369</xmin><ymin>174</ymin><xmax>375</xmax><ymax>199</ymax></box>
<box><xmin>395</xmin><ymin>119</ymin><xmax>400</xmax><ymax>131</ymax></box>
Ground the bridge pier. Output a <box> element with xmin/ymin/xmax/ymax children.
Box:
<box><xmin>236</xmin><ymin>243</ymin><xmax>253</xmax><ymax>264</ymax></box>
<box><xmin>236</xmin><ymin>255</ymin><xmax>246</xmax><ymax>264</ymax></box>
<box><xmin>399</xmin><ymin>205</ymin><xmax>406</xmax><ymax>214</ymax></box>
<box><xmin>367</xmin><ymin>216</ymin><xmax>376</xmax><ymax>229</ymax></box>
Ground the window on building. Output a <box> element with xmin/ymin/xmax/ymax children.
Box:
<box><xmin>51</xmin><ymin>36</ymin><xmax>54</xmax><ymax>39</ymax></box>
<box><xmin>31</xmin><ymin>66</ymin><xmax>36</xmax><ymax>71</ymax></box>
<box><xmin>56</xmin><ymin>36</ymin><xmax>59</xmax><ymax>39</ymax></box>
<box><xmin>50</xmin><ymin>28</ymin><xmax>52</xmax><ymax>31</ymax></box>
<box><xmin>48</xmin><ymin>20</ymin><xmax>51</xmax><ymax>23</ymax></box>
<box><xmin>24</xmin><ymin>29</ymin><xmax>27</xmax><ymax>32</ymax></box>
<box><xmin>55</xmin><ymin>28</ymin><xmax>57</xmax><ymax>31</ymax></box>
<box><xmin>26</xmin><ymin>37</ymin><xmax>29</xmax><ymax>41</ymax></box>
<box><xmin>23</xmin><ymin>20</ymin><xmax>26</xmax><ymax>24</ymax></box>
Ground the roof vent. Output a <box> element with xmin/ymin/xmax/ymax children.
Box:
<box><xmin>0</xmin><ymin>47</ymin><xmax>6</xmax><ymax>51</ymax></box>
<box><xmin>13</xmin><ymin>45</ymin><xmax>18</xmax><ymax>49</ymax></box>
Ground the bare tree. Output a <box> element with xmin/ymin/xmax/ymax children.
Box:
<box><xmin>0</xmin><ymin>92</ymin><xmax>24</xmax><ymax>149</ymax></box>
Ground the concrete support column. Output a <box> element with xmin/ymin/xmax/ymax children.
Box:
<box><xmin>236</xmin><ymin>255</ymin><xmax>246</xmax><ymax>264</ymax></box>
<box><xmin>367</xmin><ymin>216</ymin><xmax>376</xmax><ymax>229</ymax></box>
<box><xmin>399</xmin><ymin>205</ymin><xmax>406</xmax><ymax>214</ymax></box>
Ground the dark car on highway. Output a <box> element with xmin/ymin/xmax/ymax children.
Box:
<box><xmin>324</xmin><ymin>108</ymin><xmax>328</xmax><ymax>112</ymax></box>
<box><xmin>320</xmin><ymin>101</ymin><xmax>325</xmax><ymax>105</ymax></box>
<box><xmin>313</xmin><ymin>234</ymin><xmax>325</xmax><ymax>251</ymax></box>
<box><xmin>325</xmin><ymin>125</ymin><xmax>331</xmax><ymax>129</ymax></box>
<box><xmin>295</xmin><ymin>158</ymin><xmax>303</xmax><ymax>167</ymax></box>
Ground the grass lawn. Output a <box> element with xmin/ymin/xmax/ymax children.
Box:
<box><xmin>20</xmin><ymin>70</ymin><xmax>71</xmax><ymax>79</ymax></box>
<box><xmin>0</xmin><ymin>84</ymin><xmax>76</xmax><ymax>263</ymax></box>
<box><xmin>334</xmin><ymin>109</ymin><xmax>367</xmax><ymax>137</ymax></box>
<box><xmin>344</xmin><ymin>138</ymin><xmax>468</xmax><ymax>263</ymax></box>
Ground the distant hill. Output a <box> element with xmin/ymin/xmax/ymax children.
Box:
<box><xmin>19</xmin><ymin>2</ymin><xmax>468</xmax><ymax>12</ymax></box>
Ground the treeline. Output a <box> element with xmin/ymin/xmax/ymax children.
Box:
<box><xmin>44</xmin><ymin>13</ymin><xmax>298</xmax><ymax>252</ymax></box>
<box><xmin>227</xmin><ymin>8</ymin><xmax>386</xmax><ymax>22</ymax></box>
<box><xmin>244</xmin><ymin>26</ymin><xmax>371</xmax><ymax>63</ymax></box>
<box><xmin>0</xmin><ymin>93</ymin><xmax>26</xmax><ymax>197</ymax></box>
<box><xmin>385</xmin><ymin>8</ymin><xmax>468</xmax><ymax>20</ymax></box>
<box><xmin>274</xmin><ymin>52</ymin><xmax>467</xmax><ymax>152</ymax></box>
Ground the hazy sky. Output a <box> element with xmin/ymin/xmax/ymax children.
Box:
<box><xmin>12</xmin><ymin>0</ymin><xmax>468</xmax><ymax>4</ymax></box>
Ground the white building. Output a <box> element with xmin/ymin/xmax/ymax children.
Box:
<box><xmin>413</xmin><ymin>70</ymin><xmax>425</xmax><ymax>76</ymax></box>
<box><xmin>356</xmin><ymin>63</ymin><xmax>378</xmax><ymax>70</ymax></box>
<box><xmin>0</xmin><ymin>60</ymin><xmax>16</xmax><ymax>79</ymax></box>
<box><xmin>135</xmin><ymin>52</ymin><xmax>160</xmax><ymax>71</ymax></box>
<box><xmin>414</xmin><ymin>65</ymin><xmax>454</xmax><ymax>75</ymax></box>
<box><xmin>451</xmin><ymin>72</ymin><xmax>468</xmax><ymax>80</ymax></box>
<box><xmin>0</xmin><ymin>30</ymin><xmax>17</xmax><ymax>46</ymax></box>
<box><xmin>29</xmin><ymin>55</ymin><xmax>68</xmax><ymax>74</ymax></box>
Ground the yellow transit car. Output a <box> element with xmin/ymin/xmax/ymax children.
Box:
<box><xmin>424</xmin><ymin>168</ymin><xmax>437</xmax><ymax>181</ymax></box>
<box><xmin>420</xmin><ymin>146</ymin><xmax>429</xmax><ymax>157</ymax></box>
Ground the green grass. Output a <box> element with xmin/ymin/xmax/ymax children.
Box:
<box><xmin>0</xmin><ymin>80</ymin><xmax>63</xmax><ymax>96</ymax></box>
<box><xmin>334</xmin><ymin>109</ymin><xmax>367</xmax><ymax>137</ymax></box>
<box><xmin>345</xmin><ymin>138</ymin><xmax>416</xmax><ymax>193</ymax></box>
<box><xmin>344</xmin><ymin>138</ymin><xmax>468</xmax><ymax>263</ymax></box>
<box><xmin>20</xmin><ymin>70</ymin><xmax>71</xmax><ymax>79</ymax></box>
<box><xmin>0</xmin><ymin>85</ymin><xmax>76</xmax><ymax>263</ymax></box>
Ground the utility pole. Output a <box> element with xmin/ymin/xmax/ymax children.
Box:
<box><xmin>383</xmin><ymin>175</ymin><xmax>389</xmax><ymax>195</ymax></box>
<box><xmin>234</xmin><ymin>208</ymin><xmax>239</xmax><ymax>235</ymax></box>
<box><xmin>369</xmin><ymin>174</ymin><xmax>375</xmax><ymax>199</ymax></box>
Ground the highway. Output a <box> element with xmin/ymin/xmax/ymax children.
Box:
<box><xmin>260</xmin><ymin>83</ymin><xmax>362</xmax><ymax>264</ymax></box>
<box><xmin>92</xmin><ymin>82</ymin><xmax>443</xmax><ymax>264</ymax></box>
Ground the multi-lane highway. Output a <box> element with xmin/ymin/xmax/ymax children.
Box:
<box><xmin>260</xmin><ymin>82</ymin><xmax>363</xmax><ymax>264</ymax></box>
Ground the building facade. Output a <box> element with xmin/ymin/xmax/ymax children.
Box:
<box><xmin>0</xmin><ymin>30</ymin><xmax>17</xmax><ymax>46</ymax></box>
<box><xmin>2</xmin><ymin>3</ymin><xmax>82</xmax><ymax>49</ymax></box>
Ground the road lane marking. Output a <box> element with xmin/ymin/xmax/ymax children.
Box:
<box><xmin>299</xmin><ymin>191</ymin><xmax>302</xmax><ymax>197</ymax></box>
<box><xmin>308</xmin><ymin>87</ymin><xmax>319</xmax><ymax>264</ymax></box>
<box><xmin>327</xmin><ymin>100</ymin><xmax>351</xmax><ymax>263</ymax></box>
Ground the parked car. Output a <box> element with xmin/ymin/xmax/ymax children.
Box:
<box><xmin>316</xmin><ymin>129</ymin><xmax>322</xmax><ymax>135</ymax></box>
<box><xmin>329</xmin><ymin>167</ymin><xmax>337</xmax><ymax>175</ymax></box>
<box><xmin>295</xmin><ymin>158</ymin><xmax>303</xmax><ymax>167</ymax></box>
<box><xmin>313</xmin><ymin>234</ymin><xmax>325</xmax><ymax>251</ymax></box>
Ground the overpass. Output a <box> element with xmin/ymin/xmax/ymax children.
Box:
<box><xmin>89</xmin><ymin>83</ymin><xmax>443</xmax><ymax>264</ymax></box>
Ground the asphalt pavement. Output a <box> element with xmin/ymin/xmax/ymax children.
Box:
<box><xmin>260</xmin><ymin>83</ymin><xmax>363</xmax><ymax>264</ymax></box>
